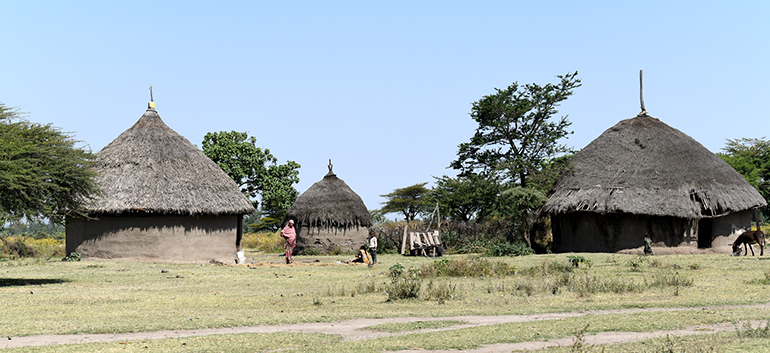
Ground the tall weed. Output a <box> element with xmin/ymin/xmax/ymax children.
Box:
<box><xmin>386</xmin><ymin>263</ymin><xmax>422</xmax><ymax>301</ymax></box>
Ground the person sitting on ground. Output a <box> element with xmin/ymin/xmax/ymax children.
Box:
<box><xmin>344</xmin><ymin>246</ymin><xmax>370</xmax><ymax>264</ymax></box>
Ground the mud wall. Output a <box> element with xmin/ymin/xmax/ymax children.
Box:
<box><xmin>551</xmin><ymin>212</ymin><xmax>697</xmax><ymax>252</ymax></box>
<box><xmin>66</xmin><ymin>215</ymin><xmax>239</xmax><ymax>263</ymax></box>
<box><xmin>551</xmin><ymin>210</ymin><xmax>754</xmax><ymax>253</ymax></box>
<box><xmin>296</xmin><ymin>226</ymin><xmax>369</xmax><ymax>254</ymax></box>
<box><xmin>705</xmin><ymin>210</ymin><xmax>753</xmax><ymax>249</ymax></box>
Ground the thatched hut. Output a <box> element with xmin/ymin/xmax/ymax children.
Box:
<box><xmin>65</xmin><ymin>102</ymin><xmax>255</xmax><ymax>262</ymax></box>
<box><xmin>544</xmin><ymin>113</ymin><xmax>766</xmax><ymax>253</ymax></box>
<box><xmin>283</xmin><ymin>161</ymin><xmax>372</xmax><ymax>253</ymax></box>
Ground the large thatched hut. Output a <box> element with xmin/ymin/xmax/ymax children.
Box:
<box><xmin>66</xmin><ymin>102</ymin><xmax>255</xmax><ymax>262</ymax></box>
<box><xmin>283</xmin><ymin>161</ymin><xmax>372</xmax><ymax>253</ymax></box>
<box><xmin>544</xmin><ymin>113</ymin><xmax>766</xmax><ymax>253</ymax></box>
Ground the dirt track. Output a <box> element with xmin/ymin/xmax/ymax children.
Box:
<box><xmin>3</xmin><ymin>302</ymin><xmax>768</xmax><ymax>351</ymax></box>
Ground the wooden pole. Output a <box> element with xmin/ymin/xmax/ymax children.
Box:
<box><xmin>639</xmin><ymin>70</ymin><xmax>647</xmax><ymax>115</ymax></box>
<box><xmin>756</xmin><ymin>208</ymin><xmax>762</xmax><ymax>232</ymax></box>
<box><xmin>400</xmin><ymin>224</ymin><xmax>408</xmax><ymax>255</ymax></box>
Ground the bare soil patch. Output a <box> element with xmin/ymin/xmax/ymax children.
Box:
<box><xmin>4</xmin><ymin>302</ymin><xmax>768</xmax><ymax>350</ymax></box>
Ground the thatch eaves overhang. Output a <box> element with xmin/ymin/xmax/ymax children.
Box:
<box><xmin>89</xmin><ymin>107</ymin><xmax>255</xmax><ymax>216</ymax></box>
<box><xmin>284</xmin><ymin>170</ymin><xmax>372</xmax><ymax>229</ymax></box>
<box><xmin>544</xmin><ymin>115</ymin><xmax>767</xmax><ymax>219</ymax></box>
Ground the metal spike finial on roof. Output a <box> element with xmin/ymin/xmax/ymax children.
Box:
<box><xmin>148</xmin><ymin>85</ymin><xmax>156</xmax><ymax>109</ymax></box>
<box><xmin>638</xmin><ymin>70</ymin><xmax>648</xmax><ymax>116</ymax></box>
<box><xmin>325</xmin><ymin>159</ymin><xmax>336</xmax><ymax>177</ymax></box>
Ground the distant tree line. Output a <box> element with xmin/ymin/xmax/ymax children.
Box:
<box><xmin>718</xmin><ymin>137</ymin><xmax>770</xmax><ymax>222</ymax></box>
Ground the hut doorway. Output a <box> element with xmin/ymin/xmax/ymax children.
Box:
<box><xmin>697</xmin><ymin>218</ymin><xmax>713</xmax><ymax>248</ymax></box>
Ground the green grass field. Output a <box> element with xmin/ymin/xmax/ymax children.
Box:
<box><xmin>2</xmin><ymin>251</ymin><xmax>770</xmax><ymax>352</ymax></box>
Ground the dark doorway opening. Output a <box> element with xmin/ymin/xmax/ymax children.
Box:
<box><xmin>698</xmin><ymin>218</ymin><xmax>713</xmax><ymax>248</ymax></box>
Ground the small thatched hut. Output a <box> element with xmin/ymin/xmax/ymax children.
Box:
<box><xmin>544</xmin><ymin>113</ymin><xmax>766</xmax><ymax>253</ymax></box>
<box><xmin>283</xmin><ymin>161</ymin><xmax>372</xmax><ymax>253</ymax></box>
<box><xmin>66</xmin><ymin>102</ymin><xmax>255</xmax><ymax>262</ymax></box>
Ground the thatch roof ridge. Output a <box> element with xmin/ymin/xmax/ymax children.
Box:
<box><xmin>544</xmin><ymin>115</ymin><xmax>766</xmax><ymax>218</ymax></box>
<box><xmin>90</xmin><ymin>108</ymin><xmax>255</xmax><ymax>216</ymax></box>
<box><xmin>284</xmin><ymin>173</ymin><xmax>372</xmax><ymax>229</ymax></box>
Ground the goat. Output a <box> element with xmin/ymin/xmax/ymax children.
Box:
<box><xmin>731</xmin><ymin>230</ymin><xmax>765</xmax><ymax>256</ymax></box>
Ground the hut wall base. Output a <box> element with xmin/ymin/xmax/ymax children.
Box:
<box><xmin>706</xmin><ymin>210</ymin><xmax>753</xmax><ymax>251</ymax></box>
<box><xmin>552</xmin><ymin>213</ymin><xmax>697</xmax><ymax>253</ymax></box>
<box><xmin>296</xmin><ymin>226</ymin><xmax>369</xmax><ymax>254</ymax></box>
<box><xmin>66</xmin><ymin>215</ymin><xmax>239</xmax><ymax>263</ymax></box>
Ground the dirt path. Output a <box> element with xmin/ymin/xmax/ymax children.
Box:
<box><xmin>3</xmin><ymin>302</ymin><xmax>769</xmax><ymax>350</ymax></box>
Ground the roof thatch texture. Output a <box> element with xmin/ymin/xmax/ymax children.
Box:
<box><xmin>284</xmin><ymin>170</ymin><xmax>372</xmax><ymax>229</ymax></box>
<box><xmin>89</xmin><ymin>107</ymin><xmax>255</xmax><ymax>216</ymax></box>
<box><xmin>544</xmin><ymin>115</ymin><xmax>766</xmax><ymax>218</ymax></box>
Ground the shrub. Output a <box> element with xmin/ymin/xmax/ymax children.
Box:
<box><xmin>646</xmin><ymin>272</ymin><xmax>694</xmax><ymax>288</ymax></box>
<box><xmin>1</xmin><ymin>237</ymin><xmax>37</xmax><ymax>258</ymax></box>
<box><xmin>424</xmin><ymin>280</ymin><xmax>458</xmax><ymax>303</ymax></box>
<box><xmin>63</xmin><ymin>251</ymin><xmax>81</xmax><ymax>262</ymax></box>
<box><xmin>386</xmin><ymin>263</ymin><xmax>422</xmax><ymax>301</ymax></box>
<box><xmin>566</xmin><ymin>255</ymin><xmax>591</xmax><ymax>268</ymax></box>
<box><xmin>629</xmin><ymin>255</ymin><xmax>648</xmax><ymax>272</ymax></box>
<box><xmin>486</xmin><ymin>242</ymin><xmax>533</xmax><ymax>257</ymax></box>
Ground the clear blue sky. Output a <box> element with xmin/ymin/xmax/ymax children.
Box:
<box><xmin>3</xmin><ymin>1</ymin><xmax>768</xmax><ymax>216</ymax></box>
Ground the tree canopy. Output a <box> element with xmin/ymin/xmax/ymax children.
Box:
<box><xmin>380</xmin><ymin>182</ymin><xmax>430</xmax><ymax>222</ymax></box>
<box><xmin>718</xmin><ymin>137</ymin><xmax>770</xmax><ymax>220</ymax></box>
<box><xmin>201</xmin><ymin>131</ymin><xmax>300</xmax><ymax>230</ymax></box>
<box><xmin>447</xmin><ymin>73</ymin><xmax>580</xmax><ymax>249</ymax></box>
<box><xmin>0</xmin><ymin>103</ymin><xmax>99</xmax><ymax>224</ymax></box>
<box><xmin>450</xmin><ymin>72</ymin><xmax>580</xmax><ymax>188</ymax></box>
<box><xmin>429</xmin><ymin>174</ymin><xmax>502</xmax><ymax>223</ymax></box>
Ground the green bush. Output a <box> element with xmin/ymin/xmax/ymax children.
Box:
<box><xmin>63</xmin><ymin>251</ymin><xmax>81</xmax><ymax>262</ymax></box>
<box><xmin>386</xmin><ymin>263</ymin><xmax>422</xmax><ymax>301</ymax></box>
<box><xmin>567</xmin><ymin>255</ymin><xmax>591</xmax><ymax>268</ymax></box>
<box><xmin>424</xmin><ymin>280</ymin><xmax>459</xmax><ymax>303</ymax></box>
<box><xmin>486</xmin><ymin>242</ymin><xmax>534</xmax><ymax>257</ymax></box>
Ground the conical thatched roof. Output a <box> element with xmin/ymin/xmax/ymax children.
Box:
<box><xmin>89</xmin><ymin>106</ymin><xmax>255</xmax><ymax>216</ymax></box>
<box><xmin>544</xmin><ymin>115</ymin><xmax>766</xmax><ymax>218</ymax></box>
<box><xmin>284</xmin><ymin>165</ymin><xmax>372</xmax><ymax>229</ymax></box>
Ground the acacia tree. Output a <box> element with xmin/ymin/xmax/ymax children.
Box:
<box><xmin>201</xmin><ymin>131</ymin><xmax>300</xmax><ymax>230</ymax></box>
<box><xmin>380</xmin><ymin>182</ymin><xmax>430</xmax><ymax>222</ymax></box>
<box><xmin>0</xmin><ymin>103</ymin><xmax>99</xmax><ymax>225</ymax></box>
<box><xmin>429</xmin><ymin>174</ymin><xmax>502</xmax><ymax>222</ymax></box>
<box><xmin>450</xmin><ymin>72</ymin><xmax>581</xmax><ymax>247</ymax></box>
<box><xmin>718</xmin><ymin>137</ymin><xmax>770</xmax><ymax>220</ymax></box>
<box><xmin>451</xmin><ymin>72</ymin><xmax>580</xmax><ymax>187</ymax></box>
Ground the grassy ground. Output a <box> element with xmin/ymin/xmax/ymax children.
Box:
<box><xmin>2</xmin><ymin>251</ymin><xmax>770</xmax><ymax>351</ymax></box>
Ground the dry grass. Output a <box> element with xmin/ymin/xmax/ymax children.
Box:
<box><xmin>2</xmin><ymin>252</ymin><xmax>770</xmax><ymax>351</ymax></box>
<box><xmin>241</xmin><ymin>231</ymin><xmax>283</xmax><ymax>252</ymax></box>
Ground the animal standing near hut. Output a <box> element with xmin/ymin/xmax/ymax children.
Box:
<box><xmin>731</xmin><ymin>229</ymin><xmax>765</xmax><ymax>256</ymax></box>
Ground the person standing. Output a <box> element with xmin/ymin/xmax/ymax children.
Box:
<box><xmin>280</xmin><ymin>220</ymin><xmax>297</xmax><ymax>264</ymax></box>
<box><xmin>368</xmin><ymin>230</ymin><xmax>378</xmax><ymax>265</ymax></box>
